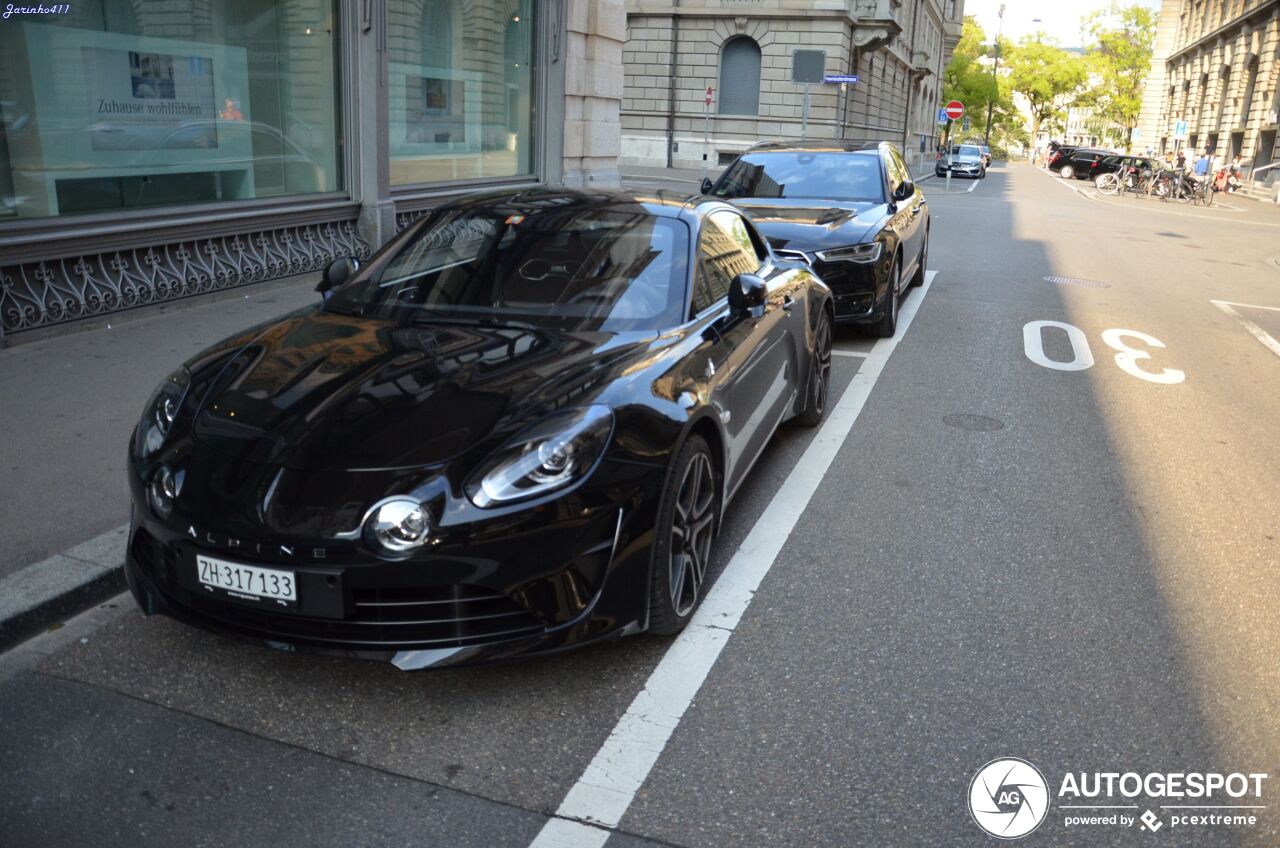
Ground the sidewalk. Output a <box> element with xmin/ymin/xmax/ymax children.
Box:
<box><xmin>0</xmin><ymin>274</ymin><xmax>320</xmax><ymax>647</ymax></box>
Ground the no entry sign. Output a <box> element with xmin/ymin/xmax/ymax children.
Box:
<box><xmin>944</xmin><ymin>101</ymin><xmax>964</xmax><ymax>120</ymax></box>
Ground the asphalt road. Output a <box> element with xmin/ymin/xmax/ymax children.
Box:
<box><xmin>3</xmin><ymin>162</ymin><xmax>1279</xmax><ymax>847</ymax></box>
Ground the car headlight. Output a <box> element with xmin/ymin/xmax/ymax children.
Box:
<box><xmin>148</xmin><ymin>464</ymin><xmax>181</xmax><ymax>518</ymax></box>
<box><xmin>466</xmin><ymin>405</ymin><xmax>613</xmax><ymax>508</ymax></box>
<box><xmin>363</xmin><ymin>497</ymin><xmax>432</xmax><ymax>556</ymax></box>
<box><xmin>816</xmin><ymin>242</ymin><xmax>882</xmax><ymax>264</ymax></box>
<box><xmin>135</xmin><ymin>367</ymin><xmax>191</xmax><ymax>457</ymax></box>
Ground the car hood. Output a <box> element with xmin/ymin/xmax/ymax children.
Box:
<box><xmin>186</xmin><ymin>307</ymin><xmax>650</xmax><ymax>472</ymax></box>
<box><xmin>729</xmin><ymin>198</ymin><xmax>885</xmax><ymax>253</ymax></box>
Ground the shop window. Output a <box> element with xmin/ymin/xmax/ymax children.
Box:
<box><xmin>719</xmin><ymin>37</ymin><xmax>761</xmax><ymax>117</ymax></box>
<box><xmin>0</xmin><ymin>0</ymin><xmax>343</xmax><ymax>220</ymax></box>
<box><xmin>388</xmin><ymin>0</ymin><xmax>535</xmax><ymax>187</ymax></box>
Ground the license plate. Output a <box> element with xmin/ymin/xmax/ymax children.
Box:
<box><xmin>197</xmin><ymin>554</ymin><xmax>297</xmax><ymax>606</ymax></box>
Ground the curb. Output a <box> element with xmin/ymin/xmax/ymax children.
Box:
<box><xmin>0</xmin><ymin>525</ymin><xmax>129</xmax><ymax>652</ymax></box>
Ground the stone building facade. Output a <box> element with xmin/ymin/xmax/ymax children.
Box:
<box><xmin>619</xmin><ymin>0</ymin><xmax>964</xmax><ymax>171</ymax></box>
<box><xmin>1137</xmin><ymin>0</ymin><xmax>1280</xmax><ymax>185</ymax></box>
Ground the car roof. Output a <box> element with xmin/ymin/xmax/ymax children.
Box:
<box><xmin>439</xmin><ymin>186</ymin><xmax>704</xmax><ymax>221</ymax></box>
<box><xmin>743</xmin><ymin>140</ymin><xmax>886</xmax><ymax>156</ymax></box>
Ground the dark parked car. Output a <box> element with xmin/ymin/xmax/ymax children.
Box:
<box><xmin>125</xmin><ymin>188</ymin><xmax>835</xmax><ymax>669</ymax></box>
<box><xmin>1055</xmin><ymin>148</ymin><xmax>1112</xmax><ymax>179</ymax></box>
<box><xmin>1093</xmin><ymin>154</ymin><xmax>1157</xmax><ymax>180</ymax></box>
<box><xmin>703</xmin><ymin>140</ymin><xmax>929</xmax><ymax>337</ymax></box>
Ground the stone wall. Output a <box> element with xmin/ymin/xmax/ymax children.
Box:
<box><xmin>621</xmin><ymin>0</ymin><xmax>954</xmax><ymax>169</ymax></box>
<box><xmin>563</xmin><ymin>0</ymin><xmax>626</xmax><ymax>186</ymax></box>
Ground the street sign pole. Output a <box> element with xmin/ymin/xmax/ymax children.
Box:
<box><xmin>801</xmin><ymin>83</ymin><xmax>811</xmax><ymax>140</ymax></box>
<box><xmin>702</xmin><ymin>87</ymin><xmax>713</xmax><ymax>184</ymax></box>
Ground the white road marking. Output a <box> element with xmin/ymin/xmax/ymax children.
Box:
<box><xmin>1211</xmin><ymin>299</ymin><xmax>1280</xmax><ymax>360</ymax></box>
<box><xmin>831</xmin><ymin>349</ymin><xmax>869</xmax><ymax>358</ymax></box>
<box><xmin>527</xmin><ymin>270</ymin><xmax>938</xmax><ymax>848</ymax></box>
<box><xmin>968</xmin><ymin>179</ymin><xmax>980</xmax><ymax>193</ymax></box>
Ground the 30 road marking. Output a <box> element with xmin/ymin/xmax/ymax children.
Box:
<box><xmin>526</xmin><ymin>270</ymin><xmax>938</xmax><ymax>848</ymax></box>
<box><xmin>1211</xmin><ymin>300</ymin><xmax>1280</xmax><ymax>360</ymax></box>
<box><xmin>1022</xmin><ymin>320</ymin><xmax>1185</xmax><ymax>384</ymax></box>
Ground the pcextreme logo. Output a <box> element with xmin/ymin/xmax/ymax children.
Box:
<box><xmin>968</xmin><ymin>758</ymin><xmax>1270</xmax><ymax>839</ymax></box>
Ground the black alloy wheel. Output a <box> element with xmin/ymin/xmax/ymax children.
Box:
<box><xmin>796</xmin><ymin>310</ymin><xmax>832</xmax><ymax>427</ymax></box>
<box><xmin>871</xmin><ymin>256</ymin><xmax>900</xmax><ymax>338</ymax></box>
<box><xmin>648</xmin><ymin>435</ymin><xmax>717</xmax><ymax>634</ymax></box>
<box><xmin>910</xmin><ymin>227</ymin><xmax>928</xmax><ymax>288</ymax></box>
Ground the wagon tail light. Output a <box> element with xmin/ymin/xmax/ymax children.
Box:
<box><xmin>466</xmin><ymin>406</ymin><xmax>613</xmax><ymax>507</ymax></box>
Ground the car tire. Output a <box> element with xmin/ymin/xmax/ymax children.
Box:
<box><xmin>909</xmin><ymin>227</ymin><xmax>928</xmax><ymax>288</ymax></box>
<box><xmin>1059</xmin><ymin>164</ymin><xmax>1074</xmax><ymax>179</ymax></box>
<box><xmin>795</xmin><ymin>310</ymin><xmax>832</xmax><ymax>428</ymax></box>
<box><xmin>647</xmin><ymin>434</ymin><xmax>718</xmax><ymax>636</ymax></box>
<box><xmin>870</xmin><ymin>256</ymin><xmax>900</xmax><ymax>339</ymax></box>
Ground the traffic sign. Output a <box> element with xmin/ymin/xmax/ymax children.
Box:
<box><xmin>937</xmin><ymin>108</ymin><xmax>948</xmax><ymax>125</ymax></box>
<box><xmin>945</xmin><ymin>101</ymin><xmax>965</xmax><ymax>120</ymax></box>
<box><xmin>705</xmin><ymin>87</ymin><xmax>714</xmax><ymax>106</ymax></box>
<box><xmin>792</xmin><ymin>50</ymin><xmax>827</xmax><ymax>84</ymax></box>
<box><xmin>962</xmin><ymin>116</ymin><xmax>971</xmax><ymax>132</ymax></box>
<box><xmin>1173</xmin><ymin>120</ymin><xmax>1188</xmax><ymax>140</ymax></box>
<box><xmin>823</xmin><ymin>74</ymin><xmax>860</xmax><ymax>84</ymax></box>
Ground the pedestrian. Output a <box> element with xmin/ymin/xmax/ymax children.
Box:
<box><xmin>1176</xmin><ymin>150</ymin><xmax>1186</xmax><ymax>171</ymax></box>
<box><xmin>1194</xmin><ymin>150</ymin><xmax>1210</xmax><ymax>178</ymax></box>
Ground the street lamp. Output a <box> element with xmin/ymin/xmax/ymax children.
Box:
<box><xmin>983</xmin><ymin>3</ymin><xmax>1006</xmax><ymax>148</ymax></box>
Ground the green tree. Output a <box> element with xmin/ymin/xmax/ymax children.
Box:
<box><xmin>941</xmin><ymin>17</ymin><xmax>996</xmax><ymax>146</ymax></box>
<box><xmin>1006</xmin><ymin>39</ymin><xmax>1087</xmax><ymax>143</ymax></box>
<box><xmin>1079</xmin><ymin>3</ymin><xmax>1157</xmax><ymax>151</ymax></box>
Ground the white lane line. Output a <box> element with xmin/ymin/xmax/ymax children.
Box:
<box><xmin>1212</xmin><ymin>299</ymin><xmax>1280</xmax><ymax>312</ymax></box>
<box><xmin>527</xmin><ymin>270</ymin><xmax>938</xmax><ymax>848</ymax></box>
<box><xmin>831</xmin><ymin>349</ymin><xmax>870</xmax><ymax>359</ymax></box>
<box><xmin>967</xmin><ymin>179</ymin><xmax>980</xmax><ymax>193</ymax></box>
<box><xmin>1211</xmin><ymin>299</ymin><xmax>1280</xmax><ymax>360</ymax></box>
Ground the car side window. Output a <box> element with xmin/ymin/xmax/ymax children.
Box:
<box><xmin>889</xmin><ymin>150</ymin><xmax>911</xmax><ymax>190</ymax></box>
<box><xmin>884</xmin><ymin>152</ymin><xmax>903</xmax><ymax>195</ymax></box>
<box><xmin>694</xmin><ymin>211</ymin><xmax>762</xmax><ymax>315</ymax></box>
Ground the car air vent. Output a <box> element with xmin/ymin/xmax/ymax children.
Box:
<box><xmin>179</xmin><ymin>582</ymin><xmax>547</xmax><ymax>649</ymax></box>
<box><xmin>775</xmin><ymin>249</ymin><xmax>812</xmax><ymax>265</ymax></box>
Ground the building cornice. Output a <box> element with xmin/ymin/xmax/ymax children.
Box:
<box><xmin>1165</xmin><ymin>0</ymin><xmax>1279</xmax><ymax>65</ymax></box>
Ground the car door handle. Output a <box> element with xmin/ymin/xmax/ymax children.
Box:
<box><xmin>910</xmin><ymin>205</ymin><xmax>923</xmax><ymax>216</ymax></box>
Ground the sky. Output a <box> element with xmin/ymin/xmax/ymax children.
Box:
<box><xmin>962</xmin><ymin>0</ymin><xmax>1162</xmax><ymax>49</ymax></box>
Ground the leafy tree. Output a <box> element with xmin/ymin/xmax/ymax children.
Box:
<box><xmin>1078</xmin><ymin>3</ymin><xmax>1157</xmax><ymax>151</ymax></box>
<box><xmin>1006</xmin><ymin>39</ymin><xmax>1087</xmax><ymax>144</ymax></box>
<box><xmin>941</xmin><ymin>17</ymin><xmax>996</xmax><ymax>145</ymax></box>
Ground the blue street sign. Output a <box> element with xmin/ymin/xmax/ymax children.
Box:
<box><xmin>937</xmin><ymin>108</ymin><xmax>948</xmax><ymax>125</ymax></box>
<box><xmin>1173</xmin><ymin>120</ymin><xmax>1188</xmax><ymax>140</ymax></box>
<box><xmin>823</xmin><ymin>74</ymin><xmax>860</xmax><ymax>84</ymax></box>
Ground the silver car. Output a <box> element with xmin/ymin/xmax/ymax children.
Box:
<box><xmin>936</xmin><ymin>144</ymin><xmax>987</xmax><ymax>179</ymax></box>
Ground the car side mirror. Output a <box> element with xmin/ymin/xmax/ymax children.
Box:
<box><xmin>317</xmin><ymin>256</ymin><xmax>359</xmax><ymax>294</ymax></box>
<box><xmin>894</xmin><ymin>180</ymin><xmax>915</xmax><ymax>201</ymax></box>
<box><xmin>728</xmin><ymin>273</ymin><xmax>768</xmax><ymax>317</ymax></box>
<box><xmin>701</xmin><ymin>177</ymin><xmax>714</xmax><ymax>195</ymax></box>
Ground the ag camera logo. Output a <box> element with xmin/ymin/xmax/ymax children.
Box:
<box><xmin>969</xmin><ymin>757</ymin><xmax>1050</xmax><ymax>839</ymax></box>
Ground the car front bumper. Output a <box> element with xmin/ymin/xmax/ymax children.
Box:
<box><xmin>124</xmin><ymin>458</ymin><xmax>665</xmax><ymax>669</ymax></box>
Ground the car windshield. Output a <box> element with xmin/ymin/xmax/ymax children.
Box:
<box><xmin>324</xmin><ymin>207</ymin><xmax>691</xmax><ymax>332</ymax></box>
<box><xmin>713</xmin><ymin>152</ymin><xmax>885</xmax><ymax>202</ymax></box>
<box><xmin>956</xmin><ymin>145</ymin><xmax>982</xmax><ymax>157</ymax></box>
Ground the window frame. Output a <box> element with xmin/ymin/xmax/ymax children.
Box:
<box><xmin>691</xmin><ymin>209</ymin><xmax>763</xmax><ymax>318</ymax></box>
<box><xmin>717</xmin><ymin>36</ymin><xmax>763</xmax><ymax>117</ymax></box>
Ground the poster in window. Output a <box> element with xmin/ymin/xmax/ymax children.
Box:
<box><xmin>83</xmin><ymin>47</ymin><xmax>218</xmax><ymax>151</ymax></box>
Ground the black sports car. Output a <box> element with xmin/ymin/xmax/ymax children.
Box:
<box><xmin>704</xmin><ymin>141</ymin><xmax>929</xmax><ymax>337</ymax></box>
<box><xmin>125</xmin><ymin>188</ymin><xmax>833</xmax><ymax>669</ymax></box>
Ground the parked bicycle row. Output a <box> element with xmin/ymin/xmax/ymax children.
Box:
<box><xmin>1043</xmin><ymin>143</ymin><xmax>1246</xmax><ymax>207</ymax></box>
